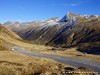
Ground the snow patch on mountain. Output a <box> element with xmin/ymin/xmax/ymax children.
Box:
<box><xmin>58</xmin><ymin>12</ymin><xmax>77</xmax><ymax>26</ymax></box>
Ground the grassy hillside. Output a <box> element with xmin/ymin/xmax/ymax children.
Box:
<box><xmin>0</xmin><ymin>24</ymin><xmax>34</xmax><ymax>50</ymax></box>
<box><xmin>0</xmin><ymin>51</ymin><xmax>96</xmax><ymax>75</ymax></box>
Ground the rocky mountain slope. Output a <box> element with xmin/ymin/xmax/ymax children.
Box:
<box><xmin>3</xmin><ymin>12</ymin><xmax>100</xmax><ymax>54</ymax></box>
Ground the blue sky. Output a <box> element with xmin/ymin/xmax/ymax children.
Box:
<box><xmin>0</xmin><ymin>0</ymin><xmax>100</xmax><ymax>23</ymax></box>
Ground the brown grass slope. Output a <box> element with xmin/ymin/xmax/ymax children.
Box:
<box><xmin>0</xmin><ymin>51</ymin><xmax>96</xmax><ymax>75</ymax></box>
<box><xmin>0</xmin><ymin>24</ymin><xmax>19</xmax><ymax>50</ymax></box>
<box><xmin>0</xmin><ymin>24</ymin><xmax>33</xmax><ymax>51</ymax></box>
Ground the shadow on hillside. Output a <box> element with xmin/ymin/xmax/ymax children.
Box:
<box><xmin>77</xmin><ymin>42</ymin><xmax>100</xmax><ymax>55</ymax></box>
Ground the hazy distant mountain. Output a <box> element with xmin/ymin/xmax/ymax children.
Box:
<box><xmin>3</xmin><ymin>12</ymin><xmax>100</xmax><ymax>54</ymax></box>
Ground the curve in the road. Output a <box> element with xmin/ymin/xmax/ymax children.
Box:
<box><xmin>11</xmin><ymin>47</ymin><xmax>100</xmax><ymax>74</ymax></box>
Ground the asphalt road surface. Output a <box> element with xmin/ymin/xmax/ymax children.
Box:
<box><xmin>11</xmin><ymin>47</ymin><xmax>100</xmax><ymax>74</ymax></box>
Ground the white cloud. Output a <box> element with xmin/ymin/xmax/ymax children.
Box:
<box><xmin>70</xmin><ymin>3</ymin><xmax>78</xmax><ymax>6</ymax></box>
<box><xmin>60</xmin><ymin>3</ymin><xmax>79</xmax><ymax>7</ymax></box>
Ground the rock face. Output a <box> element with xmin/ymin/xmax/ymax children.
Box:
<box><xmin>3</xmin><ymin>12</ymin><xmax>100</xmax><ymax>54</ymax></box>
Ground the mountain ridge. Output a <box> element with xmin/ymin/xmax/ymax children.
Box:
<box><xmin>2</xmin><ymin>12</ymin><xmax>100</xmax><ymax>54</ymax></box>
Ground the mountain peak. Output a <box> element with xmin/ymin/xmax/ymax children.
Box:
<box><xmin>67</xmin><ymin>12</ymin><xmax>80</xmax><ymax>17</ymax></box>
<box><xmin>67</xmin><ymin>12</ymin><xmax>71</xmax><ymax>16</ymax></box>
<box><xmin>58</xmin><ymin>13</ymin><xmax>69</xmax><ymax>23</ymax></box>
<box><xmin>58</xmin><ymin>12</ymin><xmax>77</xmax><ymax>25</ymax></box>
<box><xmin>58</xmin><ymin>12</ymin><xmax>76</xmax><ymax>23</ymax></box>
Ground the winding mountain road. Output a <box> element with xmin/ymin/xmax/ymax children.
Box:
<box><xmin>11</xmin><ymin>47</ymin><xmax>100</xmax><ymax>74</ymax></box>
